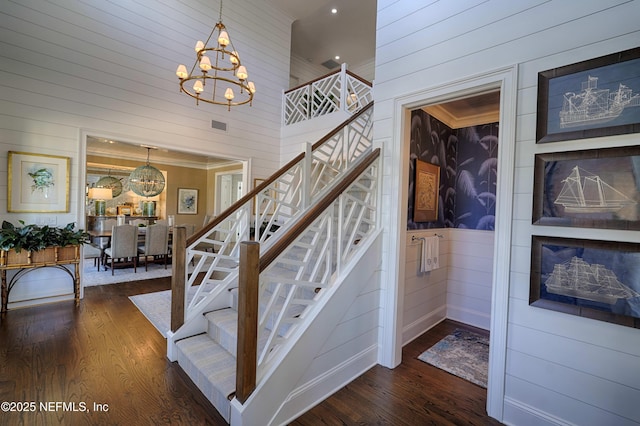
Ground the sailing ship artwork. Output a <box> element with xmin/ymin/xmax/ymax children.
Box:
<box><xmin>544</xmin><ymin>256</ymin><xmax>639</xmax><ymax>306</ymax></box>
<box><xmin>533</xmin><ymin>147</ymin><xmax>640</xmax><ymax>230</ymax></box>
<box><xmin>553</xmin><ymin>165</ymin><xmax>637</xmax><ymax>214</ymax></box>
<box><xmin>559</xmin><ymin>75</ymin><xmax>640</xmax><ymax>129</ymax></box>
<box><xmin>531</xmin><ymin>236</ymin><xmax>640</xmax><ymax>327</ymax></box>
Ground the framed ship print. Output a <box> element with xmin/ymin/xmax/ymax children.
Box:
<box><xmin>413</xmin><ymin>160</ymin><xmax>440</xmax><ymax>222</ymax></box>
<box><xmin>532</xmin><ymin>146</ymin><xmax>640</xmax><ymax>230</ymax></box>
<box><xmin>536</xmin><ymin>46</ymin><xmax>640</xmax><ymax>143</ymax></box>
<box><xmin>7</xmin><ymin>151</ymin><xmax>70</xmax><ymax>213</ymax></box>
<box><xmin>530</xmin><ymin>235</ymin><xmax>640</xmax><ymax>329</ymax></box>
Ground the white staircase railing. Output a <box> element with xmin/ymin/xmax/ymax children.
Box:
<box><xmin>180</xmin><ymin>103</ymin><xmax>374</xmax><ymax>324</ymax></box>
<box><xmin>283</xmin><ymin>63</ymin><xmax>373</xmax><ymax>126</ymax></box>
<box><xmin>254</xmin><ymin>151</ymin><xmax>380</xmax><ymax>380</ymax></box>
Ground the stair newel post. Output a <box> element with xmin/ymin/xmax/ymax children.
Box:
<box><xmin>170</xmin><ymin>225</ymin><xmax>187</xmax><ymax>332</ymax></box>
<box><xmin>236</xmin><ymin>241</ymin><xmax>260</xmax><ymax>403</ymax></box>
<box><xmin>302</xmin><ymin>142</ymin><xmax>312</xmax><ymax>209</ymax></box>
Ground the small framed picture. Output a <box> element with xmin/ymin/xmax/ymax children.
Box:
<box><xmin>117</xmin><ymin>206</ymin><xmax>132</xmax><ymax>216</ymax></box>
<box><xmin>8</xmin><ymin>151</ymin><xmax>70</xmax><ymax>212</ymax></box>
<box><xmin>178</xmin><ymin>188</ymin><xmax>198</xmax><ymax>214</ymax></box>
<box><xmin>413</xmin><ymin>160</ymin><xmax>440</xmax><ymax>222</ymax></box>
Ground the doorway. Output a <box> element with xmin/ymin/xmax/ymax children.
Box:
<box><xmin>381</xmin><ymin>66</ymin><xmax>518</xmax><ymax>420</ymax></box>
<box><xmin>405</xmin><ymin>90</ymin><xmax>500</xmax><ymax>394</ymax></box>
<box><xmin>215</xmin><ymin>172</ymin><xmax>243</xmax><ymax>215</ymax></box>
<box><xmin>80</xmin><ymin>133</ymin><xmax>247</xmax><ymax>285</ymax></box>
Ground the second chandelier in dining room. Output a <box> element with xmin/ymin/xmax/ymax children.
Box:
<box><xmin>129</xmin><ymin>147</ymin><xmax>165</xmax><ymax>198</ymax></box>
<box><xmin>176</xmin><ymin>0</ymin><xmax>256</xmax><ymax>110</ymax></box>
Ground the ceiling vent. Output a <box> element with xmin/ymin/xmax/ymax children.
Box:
<box><xmin>321</xmin><ymin>59</ymin><xmax>340</xmax><ymax>69</ymax></box>
<box><xmin>211</xmin><ymin>119</ymin><xmax>228</xmax><ymax>131</ymax></box>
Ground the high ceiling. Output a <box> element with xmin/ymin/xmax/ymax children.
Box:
<box><xmin>87</xmin><ymin>1</ymin><xmax>378</xmax><ymax>167</ymax></box>
<box><xmin>87</xmin><ymin>3</ymin><xmax>499</xmax><ymax>166</ymax></box>
<box><xmin>267</xmin><ymin>0</ymin><xmax>377</xmax><ymax>70</ymax></box>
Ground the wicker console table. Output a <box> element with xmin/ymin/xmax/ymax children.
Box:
<box><xmin>0</xmin><ymin>245</ymin><xmax>81</xmax><ymax>315</ymax></box>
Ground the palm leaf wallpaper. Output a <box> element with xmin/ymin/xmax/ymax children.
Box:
<box><xmin>408</xmin><ymin>109</ymin><xmax>499</xmax><ymax>230</ymax></box>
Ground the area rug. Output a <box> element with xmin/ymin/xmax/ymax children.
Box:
<box><xmin>82</xmin><ymin>258</ymin><xmax>201</xmax><ymax>287</ymax></box>
<box><xmin>418</xmin><ymin>328</ymin><xmax>489</xmax><ymax>388</ymax></box>
<box><xmin>82</xmin><ymin>259</ymin><xmax>173</xmax><ymax>286</ymax></box>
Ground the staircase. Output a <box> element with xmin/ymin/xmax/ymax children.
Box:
<box><xmin>168</xmin><ymin>69</ymin><xmax>379</xmax><ymax>425</ymax></box>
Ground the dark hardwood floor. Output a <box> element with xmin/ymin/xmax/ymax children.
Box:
<box><xmin>292</xmin><ymin>320</ymin><xmax>502</xmax><ymax>426</ymax></box>
<box><xmin>0</xmin><ymin>278</ymin><xmax>502</xmax><ymax>425</ymax></box>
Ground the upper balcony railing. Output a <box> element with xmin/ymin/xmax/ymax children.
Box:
<box><xmin>283</xmin><ymin>64</ymin><xmax>373</xmax><ymax>126</ymax></box>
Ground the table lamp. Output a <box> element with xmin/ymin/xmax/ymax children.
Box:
<box><xmin>89</xmin><ymin>187</ymin><xmax>113</xmax><ymax>216</ymax></box>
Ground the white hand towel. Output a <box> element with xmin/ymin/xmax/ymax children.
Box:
<box><xmin>427</xmin><ymin>235</ymin><xmax>440</xmax><ymax>270</ymax></box>
<box><xmin>420</xmin><ymin>235</ymin><xmax>440</xmax><ymax>272</ymax></box>
<box><xmin>420</xmin><ymin>237</ymin><xmax>429</xmax><ymax>272</ymax></box>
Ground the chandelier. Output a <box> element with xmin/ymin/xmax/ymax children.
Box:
<box><xmin>96</xmin><ymin>170</ymin><xmax>123</xmax><ymax>198</ymax></box>
<box><xmin>129</xmin><ymin>147</ymin><xmax>165</xmax><ymax>197</ymax></box>
<box><xmin>176</xmin><ymin>0</ymin><xmax>255</xmax><ymax>110</ymax></box>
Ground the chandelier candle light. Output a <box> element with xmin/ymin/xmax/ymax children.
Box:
<box><xmin>176</xmin><ymin>0</ymin><xmax>255</xmax><ymax>110</ymax></box>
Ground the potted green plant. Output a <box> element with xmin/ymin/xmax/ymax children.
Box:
<box><xmin>0</xmin><ymin>220</ymin><xmax>90</xmax><ymax>267</ymax></box>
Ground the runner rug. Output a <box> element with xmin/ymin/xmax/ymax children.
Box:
<box><xmin>129</xmin><ymin>290</ymin><xmax>173</xmax><ymax>337</ymax></box>
<box><xmin>417</xmin><ymin>328</ymin><xmax>489</xmax><ymax>388</ymax></box>
<box><xmin>129</xmin><ymin>287</ymin><xmax>200</xmax><ymax>337</ymax></box>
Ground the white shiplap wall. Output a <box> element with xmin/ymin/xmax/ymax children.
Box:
<box><xmin>402</xmin><ymin>228</ymin><xmax>493</xmax><ymax>345</ymax></box>
<box><xmin>0</xmin><ymin>0</ymin><xmax>292</xmax><ymax>307</ymax></box>
<box><xmin>375</xmin><ymin>0</ymin><xmax>640</xmax><ymax>425</ymax></box>
<box><xmin>447</xmin><ymin>229</ymin><xmax>494</xmax><ymax>330</ymax></box>
<box><xmin>403</xmin><ymin>229</ymin><xmax>449</xmax><ymax>344</ymax></box>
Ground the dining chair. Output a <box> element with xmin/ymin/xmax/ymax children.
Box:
<box><xmin>83</xmin><ymin>243</ymin><xmax>103</xmax><ymax>271</ymax></box>
<box><xmin>103</xmin><ymin>224</ymin><xmax>138</xmax><ymax>275</ymax></box>
<box><xmin>137</xmin><ymin>224</ymin><xmax>170</xmax><ymax>271</ymax></box>
<box><xmin>95</xmin><ymin>218</ymin><xmax>117</xmax><ymax>250</ymax></box>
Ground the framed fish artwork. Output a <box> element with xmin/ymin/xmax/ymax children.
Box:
<box><xmin>536</xmin><ymin>46</ymin><xmax>640</xmax><ymax>144</ymax></box>
<box><xmin>532</xmin><ymin>146</ymin><xmax>640</xmax><ymax>230</ymax></box>
<box><xmin>530</xmin><ymin>235</ymin><xmax>640</xmax><ymax>329</ymax></box>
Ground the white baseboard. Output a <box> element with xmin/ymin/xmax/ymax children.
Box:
<box><xmin>504</xmin><ymin>397</ymin><xmax>575</xmax><ymax>426</ymax></box>
<box><xmin>401</xmin><ymin>306</ymin><xmax>446</xmax><ymax>346</ymax></box>
<box><xmin>272</xmin><ymin>344</ymin><xmax>379</xmax><ymax>426</ymax></box>
<box><xmin>446</xmin><ymin>305</ymin><xmax>490</xmax><ymax>330</ymax></box>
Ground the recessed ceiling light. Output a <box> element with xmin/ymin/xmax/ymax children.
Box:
<box><xmin>331</xmin><ymin>8</ymin><xmax>337</xmax><ymax>14</ymax></box>
<box><xmin>335</xmin><ymin>55</ymin><xmax>340</xmax><ymax>60</ymax></box>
